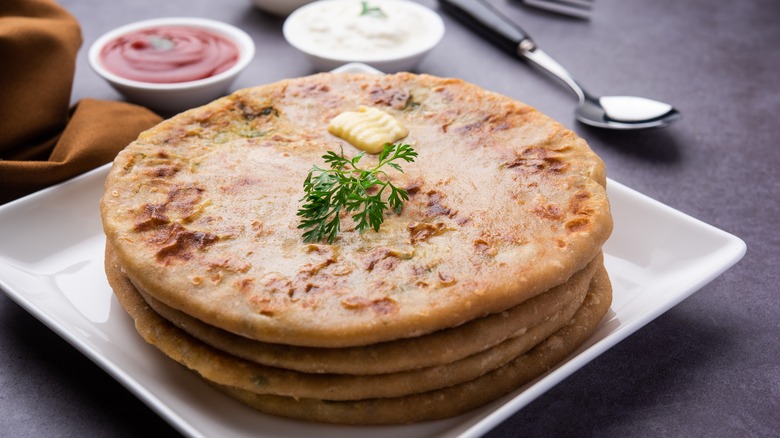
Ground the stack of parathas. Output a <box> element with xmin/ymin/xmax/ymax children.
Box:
<box><xmin>101</xmin><ymin>72</ymin><xmax>613</xmax><ymax>425</ymax></box>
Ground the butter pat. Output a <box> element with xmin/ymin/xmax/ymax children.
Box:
<box><xmin>328</xmin><ymin>106</ymin><xmax>409</xmax><ymax>154</ymax></box>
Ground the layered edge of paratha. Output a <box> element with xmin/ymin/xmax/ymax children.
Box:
<box><xmin>131</xmin><ymin>248</ymin><xmax>598</xmax><ymax>375</ymax></box>
<box><xmin>109</xmin><ymin>254</ymin><xmax>611</xmax><ymax>424</ymax></box>
<box><xmin>106</xmin><ymin>243</ymin><xmax>603</xmax><ymax>400</ymax></box>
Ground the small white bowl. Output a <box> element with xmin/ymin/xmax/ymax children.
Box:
<box><xmin>249</xmin><ymin>0</ymin><xmax>315</xmax><ymax>16</ymax></box>
<box><xmin>89</xmin><ymin>17</ymin><xmax>255</xmax><ymax>114</ymax></box>
<box><xmin>283</xmin><ymin>0</ymin><xmax>445</xmax><ymax>73</ymax></box>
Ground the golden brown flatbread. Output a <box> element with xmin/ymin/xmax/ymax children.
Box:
<box><xmin>109</xmin><ymin>243</ymin><xmax>611</xmax><ymax>424</ymax></box>
<box><xmin>101</xmin><ymin>72</ymin><xmax>612</xmax><ymax>348</ymax></box>
<box><xmin>106</xmin><ymin>244</ymin><xmax>600</xmax><ymax>400</ymax></box>
<box><xmin>134</xmin><ymin>252</ymin><xmax>598</xmax><ymax>375</ymax></box>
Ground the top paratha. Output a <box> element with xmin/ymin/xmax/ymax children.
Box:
<box><xmin>101</xmin><ymin>72</ymin><xmax>611</xmax><ymax>347</ymax></box>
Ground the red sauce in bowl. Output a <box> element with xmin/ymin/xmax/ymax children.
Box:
<box><xmin>100</xmin><ymin>26</ymin><xmax>239</xmax><ymax>83</ymax></box>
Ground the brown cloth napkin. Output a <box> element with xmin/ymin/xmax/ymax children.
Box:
<box><xmin>0</xmin><ymin>0</ymin><xmax>162</xmax><ymax>205</ymax></box>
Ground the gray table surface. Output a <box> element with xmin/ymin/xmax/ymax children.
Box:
<box><xmin>2</xmin><ymin>0</ymin><xmax>778</xmax><ymax>436</ymax></box>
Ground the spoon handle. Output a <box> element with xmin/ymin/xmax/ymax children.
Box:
<box><xmin>439</xmin><ymin>0</ymin><xmax>588</xmax><ymax>102</ymax></box>
<box><xmin>438</xmin><ymin>0</ymin><xmax>536</xmax><ymax>55</ymax></box>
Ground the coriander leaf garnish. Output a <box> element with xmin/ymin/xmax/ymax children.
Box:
<box><xmin>297</xmin><ymin>143</ymin><xmax>417</xmax><ymax>243</ymax></box>
<box><xmin>359</xmin><ymin>0</ymin><xmax>387</xmax><ymax>17</ymax></box>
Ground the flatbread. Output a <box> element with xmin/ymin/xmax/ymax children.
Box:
<box><xmin>106</xmin><ymin>244</ymin><xmax>602</xmax><ymax>400</ymax></box>
<box><xmin>101</xmin><ymin>72</ymin><xmax>612</xmax><ymax>347</ymax></box>
<box><xmin>183</xmin><ymin>267</ymin><xmax>612</xmax><ymax>424</ymax></box>
<box><xmin>132</xmin><ymin>248</ymin><xmax>598</xmax><ymax>375</ymax></box>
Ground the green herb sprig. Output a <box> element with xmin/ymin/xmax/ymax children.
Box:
<box><xmin>297</xmin><ymin>143</ymin><xmax>417</xmax><ymax>243</ymax></box>
<box><xmin>360</xmin><ymin>0</ymin><xmax>386</xmax><ymax>17</ymax></box>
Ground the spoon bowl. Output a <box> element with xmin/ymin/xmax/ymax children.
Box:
<box><xmin>576</xmin><ymin>95</ymin><xmax>681</xmax><ymax>130</ymax></box>
<box><xmin>522</xmin><ymin>46</ymin><xmax>681</xmax><ymax>130</ymax></box>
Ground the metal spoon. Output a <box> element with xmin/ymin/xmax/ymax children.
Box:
<box><xmin>439</xmin><ymin>0</ymin><xmax>681</xmax><ymax>130</ymax></box>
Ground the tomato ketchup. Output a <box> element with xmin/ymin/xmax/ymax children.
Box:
<box><xmin>100</xmin><ymin>26</ymin><xmax>239</xmax><ymax>83</ymax></box>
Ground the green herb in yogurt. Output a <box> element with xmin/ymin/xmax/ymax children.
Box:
<box><xmin>360</xmin><ymin>0</ymin><xmax>387</xmax><ymax>18</ymax></box>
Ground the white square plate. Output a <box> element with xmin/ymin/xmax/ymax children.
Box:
<box><xmin>0</xmin><ymin>164</ymin><xmax>746</xmax><ymax>437</ymax></box>
<box><xmin>0</xmin><ymin>66</ymin><xmax>745</xmax><ymax>437</ymax></box>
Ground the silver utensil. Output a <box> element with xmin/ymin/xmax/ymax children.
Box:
<box><xmin>439</xmin><ymin>0</ymin><xmax>681</xmax><ymax>130</ymax></box>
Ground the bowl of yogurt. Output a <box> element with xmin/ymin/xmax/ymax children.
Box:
<box><xmin>89</xmin><ymin>17</ymin><xmax>255</xmax><ymax>114</ymax></box>
<box><xmin>283</xmin><ymin>0</ymin><xmax>445</xmax><ymax>72</ymax></box>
